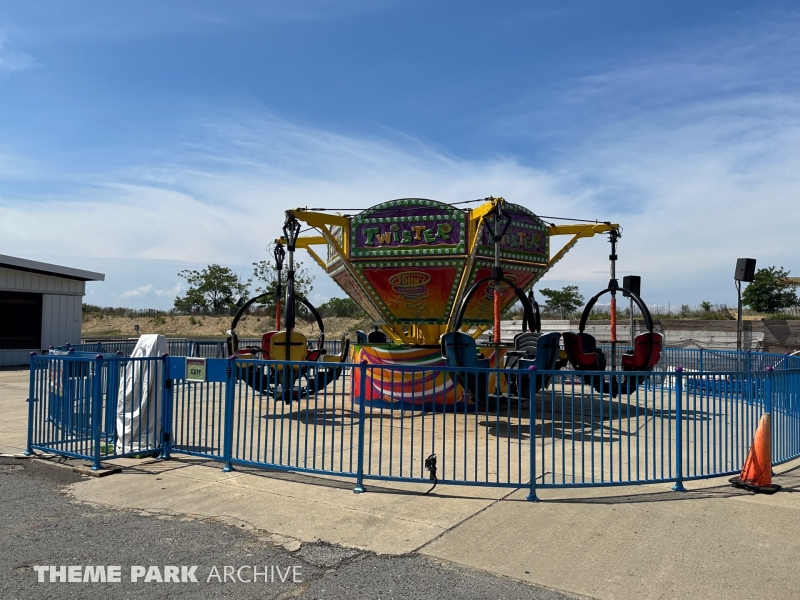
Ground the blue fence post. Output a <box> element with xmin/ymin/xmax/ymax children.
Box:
<box><xmin>765</xmin><ymin>366</ymin><xmax>775</xmax><ymax>476</ymax></box>
<box><xmin>159</xmin><ymin>354</ymin><xmax>173</xmax><ymax>460</ymax></box>
<box><xmin>526</xmin><ymin>366</ymin><xmax>539</xmax><ymax>502</ymax></box>
<box><xmin>24</xmin><ymin>352</ymin><xmax>38</xmax><ymax>456</ymax></box>
<box><xmin>354</xmin><ymin>360</ymin><xmax>368</xmax><ymax>494</ymax></box>
<box><xmin>222</xmin><ymin>355</ymin><xmax>236</xmax><ymax>472</ymax></box>
<box><xmin>698</xmin><ymin>348</ymin><xmax>704</xmax><ymax>373</ymax></box>
<box><xmin>672</xmin><ymin>366</ymin><xmax>686</xmax><ymax>491</ymax></box>
<box><xmin>91</xmin><ymin>354</ymin><xmax>104</xmax><ymax>471</ymax></box>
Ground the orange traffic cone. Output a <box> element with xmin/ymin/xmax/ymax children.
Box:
<box><xmin>730</xmin><ymin>413</ymin><xmax>781</xmax><ymax>494</ymax></box>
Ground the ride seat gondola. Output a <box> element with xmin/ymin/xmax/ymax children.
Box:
<box><xmin>322</xmin><ymin>332</ymin><xmax>351</xmax><ymax>364</ymax></box>
<box><xmin>367</xmin><ymin>329</ymin><xmax>388</xmax><ymax>343</ymax></box>
<box><xmin>512</xmin><ymin>331</ymin><xmax>562</xmax><ymax>398</ymax></box>
<box><xmin>260</xmin><ymin>331</ymin><xmax>278</xmax><ymax>358</ymax></box>
<box><xmin>563</xmin><ymin>285</ymin><xmax>662</xmax><ymax>396</ymax></box>
<box><xmin>442</xmin><ymin>270</ymin><xmax>561</xmax><ymax>407</ymax></box>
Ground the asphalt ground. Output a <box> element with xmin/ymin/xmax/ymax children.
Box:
<box><xmin>0</xmin><ymin>456</ymin><xmax>576</xmax><ymax>600</ymax></box>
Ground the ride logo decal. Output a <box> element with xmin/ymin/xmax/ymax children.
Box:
<box><xmin>361</xmin><ymin>265</ymin><xmax>459</xmax><ymax>323</ymax></box>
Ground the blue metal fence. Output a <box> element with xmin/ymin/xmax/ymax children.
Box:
<box><xmin>25</xmin><ymin>351</ymin><xmax>800</xmax><ymax>496</ymax></box>
<box><xmin>71</xmin><ymin>338</ymin><xmax>344</xmax><ymax>358</ymax></box>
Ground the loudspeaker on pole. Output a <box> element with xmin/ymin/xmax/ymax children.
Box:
<box><xmin>734</xmin><ymin>258</ymin><xmax>756</xmax><ymax>282</ymax></box>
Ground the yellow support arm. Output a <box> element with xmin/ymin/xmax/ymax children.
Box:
<box><xmin>287</xmin><ymin>209</ymin><xmax>348</xmax><ymax>229</ymax></box>
<box><xmin>275</xmin><ymin>236</ymin><xmax>329</xmax><ymax>270</ymax></box>
<box><xmin>548</xmin><ymin>223</ymin><xmax>619</xmax><ymax>237</ymax></box>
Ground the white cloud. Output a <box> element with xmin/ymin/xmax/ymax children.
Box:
<box><xmin>0</xmin><ymin>31</ymin><xmax>35</xmax><ymax>75</ymax></box>
<box><xmin>2</xmin><ymin>94</ymin><xmax>798</xmax><ymax>307</ymax></box>
<box><xmin>118</xmin><ymin>282</ymin><xmax>183</xmax><ymax>301</ymax></box>
<box><xmin>1</xmin><ymin>16</ymin><xmax>799</xmax><ymax>307</ymax></box>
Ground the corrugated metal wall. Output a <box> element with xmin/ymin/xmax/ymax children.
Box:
<box><xmin>0</xmin><ymin>267</ymin><xmax>85</xmax><ymax>295</ymax></box>
<box><xmin>0</xmin><ymin>266</ymin><xmax>86</xmax><ymax>366</ymax></box>
<box><xmin>41</xmin><ymin>294</ymin><xmax>82</xmax><ymax>349</ymax></box>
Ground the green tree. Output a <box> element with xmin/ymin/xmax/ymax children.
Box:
<box><xmin>700</xmin><ymin>301</ymin><xmax>712</xmax><ymax>312</ymax></box>
<box><xmin>252</xmin><ymin>257</ymin><xmax>313</xmax><ymax>302</ymax></box>
<box><xmin>742</xmin><ymin>266</ymin><xmax>800</xmax><ymax>313</ymax></box>
<box><xmin>174</xmin><ymin>264</ymin><xmax>251</xmax><ymax>313</ymax></box>
<box><xmin>317</xmin><ymin>297</ymin><xmax>366</xmax><ymax>319</ymax></box>
<box><xmin>539</xmin><ymin>286</ymin><xmax>584</xmax><ymax>317</ymax></box>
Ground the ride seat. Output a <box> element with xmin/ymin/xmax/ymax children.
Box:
<box><xmin>517</xmin><ymin>332</ymin><xmax>561</xmax><ymax>396</ymax></box>
<box><xmin>513</xmin><ymin>331</ymin><xmax>541</xmax><ymax>358</ymax></box>
<box><xmin>441</xmin><ymin>332</ymin><xmax>489</xmax><ymax>404</ymax></box>
<box><xmin>504</xmin><ymin>331</ymin><xmax>541</xmax><ymax>369</ymax></box>
<box><xmin>323</xmin><ymin>332</ymin><xmax>351</xmax><ymax>363</ymax></box>
<box><xmin>367</xmin><ymin>330</ymin><xmax>388</xmax><ymax>343</ymax></box>
<box><xmin>621</xmin><ymin>332</ymin><xmax>663</xmax><ymax>371</ymax></box>
<box><xmin>441</xmin><ymin>332</ymin><xmax>489</xmax><ymax>369</ymax></box>
<box><xmin>356</xmin><ymin>330</ymin><xmax>368</xmax><ymax>344</ymax></box>
<box><xmin>269</xmin><ymin>331</ymin><xmax>309</xmax><ymax>362</ymax></box>
<box><xmin>260</xmin><ymin>331</ymin><xmax>278</xmax><ymax>358</ymax></box>
<box><xmin>562</xmin><ymin>332</ymin><xmax>605</xmax><ymax>370</ymax></box>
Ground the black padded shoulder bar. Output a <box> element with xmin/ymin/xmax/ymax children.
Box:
<box><xmin>578</xmin><ymin>289</ymin><xmax>654</xmax><ymax>334</ymax></box>
<box><xmin>451</xmin><ymin>276</ymin><xmax>536</xmax><ymax>334</ymax></box>
<box><xmin>229</xmin><ymin>292</ymin><xmax>325</xmax><ymax>354</ymax></box>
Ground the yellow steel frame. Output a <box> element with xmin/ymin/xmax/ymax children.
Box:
<box><xmin>277</xmin><ymin>204</ymin><xmax>619</xmax><ymax>346</ymax></box>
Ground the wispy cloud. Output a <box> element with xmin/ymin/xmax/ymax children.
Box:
<box><xmin>2</xmin><ymin>84</ymin><xmax>799</xmax><ymax>306</ymax></box>
<box><xmin>4</xmin><ymin>1</ymin><xmax>395</xmax><ymax>42</ymax></box>
<box><xmin>0</xmin><ymin>30</ymin><xmax>35</xmax><ymax>75</ymax></box>
<box><xmin>1</xmin><ymin>13</ymin><xmax>799</xmax><ymax>307</ymax></box>
<box><xmin>118</xmin><ymin>282</ymin><xmax>183</xmax><ymax>301</ymax></box>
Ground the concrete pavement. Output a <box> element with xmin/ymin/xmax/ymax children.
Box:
<box><xmin>3</xmin><ymin>368</ymin><xmax>799</xmax><ymax>599</ymax></box>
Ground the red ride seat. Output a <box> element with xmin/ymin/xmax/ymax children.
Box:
<box><xmin>562</xmin><ymin>332</ymin><xmax>604</xmax><ymax>369</ymax></box>
<box><xmin>261</xmin><ymin>331</ymin><xmax>278</xmax><ymax>358</ymax></box>
<box><xmin>621</xmin><ymin>332</ymin><xmax>663</xmax><ymax>371</ymax></box>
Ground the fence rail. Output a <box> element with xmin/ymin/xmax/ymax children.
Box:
<box><xmin>26</xmin><ymin>348</ymin><xmax>800</xmax><ymax>495</ymax></box>
<box><xmin>75</xmin><ymin>338</ymin><xmax>344</xmax><ymax>359</ymax></box>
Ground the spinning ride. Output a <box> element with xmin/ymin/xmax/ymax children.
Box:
<box><xmin>562</xmin><ymin>230</ymin><xmax>663</xmax><ymax>397</ymax></box>
<box><xmin>279</xmin><ymin>197</ymin><xmax>620</xmax><ymax>407</ymax></box>
<box><xmin>228</xmin><ymin>237</ymin><xmax>350</xmax><ymax>401</ymax></box>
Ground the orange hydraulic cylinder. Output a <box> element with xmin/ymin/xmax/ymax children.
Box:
<box><xmin>494</xmin><ymin>288</ymin><xmax>501</xmax><ymax>344</ymax></box>
<box><xmin>610</xmin><ymin>297</ymin><xmax>617</xmax><ymax>343</ymax></box>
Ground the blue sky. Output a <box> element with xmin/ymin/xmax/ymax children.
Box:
<box><xmin>1</xmin><ymin>1</ymin><xmax>798</xmax><ymax>310</ymax></box>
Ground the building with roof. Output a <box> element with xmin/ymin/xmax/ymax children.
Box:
<box><xmin>0</xmin><ymin>254</ymin><xmax>105</xmax><ymax>366</ymax></box>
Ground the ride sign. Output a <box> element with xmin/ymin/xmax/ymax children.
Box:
<box><xmin>185</xmin><ymin>358</ymin><xmax>206</xmax><ymax>382</ymax></box>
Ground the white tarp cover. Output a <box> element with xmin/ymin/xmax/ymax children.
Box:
<box><xmin>116</xmin><ymin>334</ymin><xmax>167</xmax><ymax>454</ymax></box>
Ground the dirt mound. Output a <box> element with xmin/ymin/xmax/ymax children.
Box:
<box><xmin>82</xmin><ymin>314</ymin><xmax>367</xmax><ymax>340</ymax></box>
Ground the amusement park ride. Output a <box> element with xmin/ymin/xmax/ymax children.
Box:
<box><xmin>227</xmin><ymin>197</ymin><xmax>663</xmax><ymax>406</ymax></box>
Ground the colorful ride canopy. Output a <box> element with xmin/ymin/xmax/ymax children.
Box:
<box><xmin>281</xmin><ymin>197</ymin><xmax>617</xmax><ymax>345</ymax></box>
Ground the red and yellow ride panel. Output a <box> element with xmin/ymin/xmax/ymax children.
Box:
<box><xmin>349</xmin><ymin>344</ymin><xmax>506</xmax><ymax>408</ymax></box>
<box><xmin>360</xmin><ymin>265</ymin><xmax>459</xmax><ymax>324</ymax></box>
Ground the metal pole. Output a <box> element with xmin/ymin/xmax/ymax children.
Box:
<box><xmin>494</xmin><ymin>208</ymin><xmax>501</xmax><ymax>354</ymax></box>
<box><xmin>282</xmin><ymin>217</ymin><xmax>300</xmax><ymax>332</ymax></box>
<box><xmin>91</xmin><ymin>354</ymin><xmax>104</xmax><ymax>471</ymax></box>
<box><xmin>159</xmin><ymin>353</ymin><xmax>172</xmax><ymax>461</ymax></box>
<box><xmin>609</xmin><ymin>230</ymin><xmax>619</xmax><ymax>370</ymax></box>
<box><xmin>354</xmin><ymin>360</ymin><xmax>368</xmax><ymax>494</ymax></box>
<box><xmin>274</xmin><ymin>243</ymin><xmax>285</xmax><ymax>329</ymax></box>
<box><xmin>222</xmin><ymin>356</ymin><xmax>236</xmax><ymax>472</ymax></box>
<box><xmin>25</xmin><ymin>352</ymin><xmax>37</xmax><ymax>456</ymax></box>
<box><xmin>526</xmin><ymin>366</ymin><xmax>538</xmax><ymax>502</ymax></box>
<box><xmin>672</xmin><ymin>366</ymin><xmax>686</xmax><ymax>491</ymax></box>
<box><xmin>737</xmin><ymin>280</ymin><xmax>742</xmax><ymax>353</ymax></box>
<box><xmin>630</xmin><ymin>297</ymin><xmax>635</xmax><ymax>346</ymax></box>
